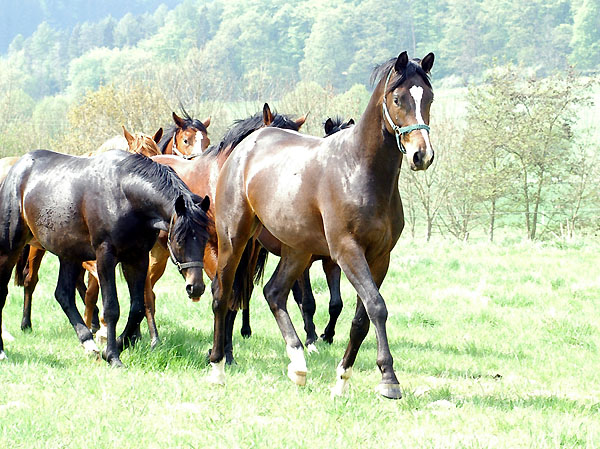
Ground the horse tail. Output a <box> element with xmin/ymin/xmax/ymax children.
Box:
<box><xmin>231</xmin><ymin>238</ymin><xmax>258</xmax><ymax>311</ymax></box>
<box><xmin>253</xmin><ymin>246</ymin><xmax>268</xmax><ymax>285</ymax></box>
<box><xmin>14</xmin><ymin>244</ymin><xmax>30</xmax><ymax>286</ymax></box>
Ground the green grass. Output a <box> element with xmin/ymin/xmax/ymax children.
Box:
<box><xmin>1</xmin><ymin>238</ymin><xmax>600</xmax><ymax>448</ymax></box>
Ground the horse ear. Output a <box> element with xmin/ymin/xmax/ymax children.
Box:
<box><xmin>175</xmin><ymin>195</ymin><xmax>186</xmax><ymax>217</ymax></box>
<box><xmin>153</xmin><ymin>127</ymin><xmax>163</xmax><ymax>144</ymax></box>
<box><xmin>395</xmin><ymin>51</ymin><xmax>409</xmax><ymax>73</ymax></box>
<box><xmin>346</xmin><ymin>118</ymin><xmax>355</xmax><ymax>126</ymax></box>
<box><xmin>420</xmin><ymin>52</ymin><xmax>435</xmax><ymax>73</ymax></box>
<box><xmin>199</xmin><ymin>195</ymin><xmax>210</xmax><ymax>212</ymax></box>
<box><xmin>172</xmin><ymin>112</ymin><xmax>186</xmax><ymax>128</ymax></box>
<box><xmin>324</xmin><ymin>118</ymin><xmax>334</xmax><ymax>136</ymax></box>
<box><xmin>202</xmin><ymin>116</ymin><xmax>211</xmax><ymax>128</ymax></box>
<box><xmin>295</xmin><ymin>112</ymin><xmax>308</xmax><ymax>129</ymax></box>
<box><xmin>122</xmin><ymin>125</ymin><xmax>134</xmax><ymax>146</ymax></box>
<box><xmin>263</xmin><ymin>103</ymin><xmax>273</xmax><ymax>126</ymax></box>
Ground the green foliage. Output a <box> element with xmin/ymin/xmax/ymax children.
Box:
<box><xmin>570</xmin><ymin>0</ymin><xmax>600</xmax><ymax>70</ymax></box>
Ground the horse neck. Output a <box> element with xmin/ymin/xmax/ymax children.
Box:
<box><xmin>353</xmin><ymin>79</ymin><xmax>403</xmax><ymax>181</ymax></box>
<box><xmin>123</xmin><ymin>174</ymin><xmax>176</xmax><ymax>221</ymax></box>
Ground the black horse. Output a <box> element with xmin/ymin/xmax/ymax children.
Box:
<box><xmin>0</xmin><ymin>150</ymin><xmax>211</xmax><ymax>366</ymax></box>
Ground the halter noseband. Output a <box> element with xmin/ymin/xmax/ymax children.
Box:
<box><xmin>166</xmin><ymin>213</ymin><xmax>204</xmax><ymax>274</ymax></box>
<box><xmin>381</xmin><ymin>68</ymin><xmax>431</xmax><ymax>154</ymax></box>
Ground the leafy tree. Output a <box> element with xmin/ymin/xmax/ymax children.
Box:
<box><xmin>570</xmin><ymin>0</ymin><xmax>600</xmax><ymax>70</ymax></box>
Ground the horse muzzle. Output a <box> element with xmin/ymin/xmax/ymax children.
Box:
<box><xmin>186</xmin><ymin>282</ymin><xmax>206</xmax><ymax>301</ymax></box>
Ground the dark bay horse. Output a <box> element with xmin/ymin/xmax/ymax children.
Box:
<box><xmin>158</xmin><ymin>110</ymin><xmax>211</xmax><ymax>158</ymax></box>
<box><xmin>208</xmin><ymin>51</ymin><xmax>435</xmax><ymax>397</ymax></box>
<box><xmin>14</xmin><ymin>128</ymin><xmax>165</xmax><ymax>333</ymax></box>
<box><xmin>137</xmin><ymin>104</ymin><xmax>306</xmax><ymax>356</ymax></box>
<box><xmin>0</xmin><ymin>150</ymin><xmax>211</xmax><ymax>366</ymax></box>
<box><xmin>250</xmin><ymin>116</ymin><xmax>356</xmax><ymax>351</ymax></box>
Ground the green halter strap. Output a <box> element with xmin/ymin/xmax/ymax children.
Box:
<box><xmin>381</xmin><ymin>68</ymin><xmax>431</xmax><ymax>155</ymax></box>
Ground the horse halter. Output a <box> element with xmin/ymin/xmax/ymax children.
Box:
<box><xmin>166</xmin><ymin>213</ymin><xmax>204</xmax><ymax>274</ymax></box>
<box><xmin>381</xmin><ymin>68</ymin><xmax>431</xmax><ymax>155</ymax></box>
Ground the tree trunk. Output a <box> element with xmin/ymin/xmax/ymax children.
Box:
<box><xmin>489</xmin><ymin>197</ymin><xmax>496</xmax><ymax>242</ymax></box>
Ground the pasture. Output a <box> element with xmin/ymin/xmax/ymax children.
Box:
<box><xmin>1</xmin><ymin>236</ymin><xmax>599</xmax><ymax>448</ymax></box>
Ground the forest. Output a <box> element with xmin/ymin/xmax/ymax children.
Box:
<box><xmin>0</xmin><ymin>0</ymin><xmax>599</xmax><ymax>240</ymax></box>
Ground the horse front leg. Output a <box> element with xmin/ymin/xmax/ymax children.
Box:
<box><xmin>0</xmin><ymin>251</ymin><xmax>22</xmax><ymax>361</ymax></box>
<box><xmin>118</xmin><ymin>256</ymin><xmax>150</xmax><ymax>352</ymax></box>
<box><xmin>96</xmin><ymin>244</ymin><xmax>121</xmax><ymax>367</ymax></box>
<box><xmin>291</xmin><ymin>267</ymin><xmax>318</xmax><ymax>352</ymax></box>
<box><xmin>53</xmin><ymin>259</ymin><xmax>98</xmax><ymax>357</ymax></box>
<box><xmin>145</xmin><ymin>244</ymin><xmax>169</xmax><ymax>348</ymax></box>
<box><xmin>333</xmin><ymin>245</ymin><xmax>399</xmax><ymax>399</ymax></box>
<box><xmin>320</xmin><ymin>258</ymin><xmax>343</xmax><ymax>344</ymax></box>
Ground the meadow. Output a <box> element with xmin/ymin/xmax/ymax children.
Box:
<box><xmin>1</xmin><ymin>236</ymin><xmax>599</xmax><ymax>448</ymax></box>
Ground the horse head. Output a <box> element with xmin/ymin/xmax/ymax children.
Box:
<box><xmin>162</xmin><ymin>194</ymin><xmax>211</xmax><ymax>300</ymax></box>
<box><xmin>122</xmin><ymin>126</ymin><xmax>163</xmax><ymax>157</ymax></box>
<box><xmin>380</xmin><ymin>51</ymin><xmax>435</xmax><ymax>170</ymax></box>
<box><xmin>172</xmin><ymin>111</ymin><xmax>211</xmax><ymax>156</ymax></box>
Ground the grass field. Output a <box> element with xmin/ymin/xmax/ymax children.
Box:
<box><xmin>1</xmin><ymin>237</ymin><xmax>599</xmax><ymax>448</ymax></box>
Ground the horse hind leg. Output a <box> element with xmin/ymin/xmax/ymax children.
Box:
<box><xmin>1</xmin><ymin>252</ymin><xmax>22</xmax><ymax>361</ymax></box>
<box><xmin>20</xmin><ymin>247</ymin><xmax>46</xmax><ymax>331</ymax></box>
<box><xmin>263</xmin><ymin>248</ymin><xmax>312</xmax><ymax>386</ymax></box>
<box><xmin>320</xmin><ymin>258</ymin><xmax>343</xmax><ymax>344</ymax></box>
<box><xmin>54</xmin><ymin>259</ymin><xmax>98</xmax><ymax>357</ymax></box>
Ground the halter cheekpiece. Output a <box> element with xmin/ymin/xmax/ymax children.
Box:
<box><xmin>381</xmin><ymin>68</ymin><xmax>431</xmax><ymax>154</ymax></box>
<box><xmin>166</xmin><ymin>213</ymin><xmax>204</xmax><ymax>273</ymax></box>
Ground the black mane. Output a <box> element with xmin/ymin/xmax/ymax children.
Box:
<box><xmin>323</xmin><ymin>116</ymin><xmax>354</xmax><ymax>137</ymax></box>
<box><xmin>158</xmin><ymin>107</ymin><xmax>208</xmax><ymax>154</ymax></box>
<box><xmin>370</xmin><ymin>56</ymin><xmax>432</xmax><ymax>93</ymax></box>
<box><xmin>117</xmin><ymin>152</ymin><xmax>211</xmax><ymax>242</ymax></box>
<box><xmin>204</xmin><ymin>109</ymin><xmax>301</xmax><ymax>158</ymax></box>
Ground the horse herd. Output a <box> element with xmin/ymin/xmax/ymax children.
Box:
<box><xmin>0</xmin><ymin>51</ymin><xmax>435</xmax><ymax>399</ymax></box>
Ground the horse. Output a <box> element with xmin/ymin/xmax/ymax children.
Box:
<box><xmin>158</xmin><ymin>109</ymin><xmax>211</xmax><ymax>158</ymax></box>
<box><xmin>246</xmin><ymin>116</ymin><xmax>356</xmax><ymax>350</ymax></box>
<box><xmin>113</xmin><ymin>104</ymin><xmax>306</xmax><ymax>356</ymax></box>
<box><xmin>14</xmin><ymin>127</ymin><xmax>165</xmax><ymax>333</ymax></box>
<box><xmin>208</xmin><ymin>51</ymin><xmax>435</xmax><ymax>398</ymax></box>
<box><xmin>0</xmin><ymin>150</ymin><xmax>211</xmax><ymax>366</ymax></box>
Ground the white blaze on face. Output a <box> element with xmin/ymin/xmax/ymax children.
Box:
<box><xmin>408</xmin><ymin>85</ymin><xmax>434</xmax><ymax>161</ymax></box>
<box><xmin>191</xmin><ymin>131</ymin><xmax>204</xmax><ymax>155</ymax></box>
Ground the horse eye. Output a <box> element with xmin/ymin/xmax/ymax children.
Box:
<box><xmin>393</xmin><ymin>96</ymin><xmax>400</xmax><ymax>106</ymax></box>
<box><xmin>184</xmin><ymin>139</ymin><xmax>189</xmax><ymax>145</ymax></box>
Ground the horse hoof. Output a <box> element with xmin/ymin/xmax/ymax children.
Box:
<box><xmin>150</xmin><ymin>337</ymin><xmax>161</xmax><ymax>349</ymax></box>
<box><xmin>287</xmin><ymin>365</ymin><xmax>307</xmax><ymax>386</ymax></box>
<box><xmin>207</xmin><ymin>359</ymin><xmax>226</xmax><ymax>385</ymax></box>
<box><xmin>375</xmin><ymin>383</ymin><xmax>403</xmax><ymax>399</ymax></box>
<box><xmin>109</xmin><ymin>358</ymin><xmax>124</xmax><ymax>368</ymax></box>
<box><xmin>20</xmin><ymin>323</ymin><xmax>32</xmax><ymax>333</ymax></box>
<box><xmin>240</xmin><ymin>328</ymin><xmax>252</xmax><ymax>339</ymax></box>
<box><xmin>225</xmin><ymin>353</ymin><xmax>236</xmax><ymax>366</ymax></box>
<box><xmin>306</xmin><ymin>343</ymin><xmax>318</xmax><ymax>354</ymax></box>
<box><xmin>0</xmin><ymin>350</ymin><xmax>7</xmax><ymax>361</ymax></box>
<box><xmin>82</xmin><ymin>339</ymin><xmax>100</xmax><ymax>357</ymax></box>
<box><xmin>320</xmin><ymin>333</ymin><xmax>334</xmax><ymax>344</ymax></box>
<box><xmin>95</xmin><ymin>326</ymin><xmax>108</xmax><ymax>345</ymax></box>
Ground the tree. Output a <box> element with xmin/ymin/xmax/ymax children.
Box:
<box><xmin>570</xmin><ymin>0</ymin><xmax>600</xmax><ymax>71</ymax></box>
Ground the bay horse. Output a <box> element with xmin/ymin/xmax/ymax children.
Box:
<box><xmin>158</xmin><ymin>109</ymin><xmax>211</xmax><ymax>158</ymax></box>
<box><xmin>133</xmin><ymin>104</ymin><xmax>306</xmax><ymax>356</ymax></box>
<box><xmin>0</xmin><ymin>150</ymin><xmax>211</xmax><ymax>366</ymax></box>
<box><xmin>248</xmin><ymin>116</ymin><xmax>356</xmax><ymax>350</ymax></box>
<box><xmin>208</xmin><ymin>51</ymin><xmax>435</xmax><ymax>398</ymax></box>
<box><xmin>14</xmin><ymin>127</ymin><xmax>164</xmax><ymax>333</ymax></box>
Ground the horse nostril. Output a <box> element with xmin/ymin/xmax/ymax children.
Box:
<box><xmin>186</xmin><ymin>284</ymin><xmax>194</xmax><ymax>296</ymax></box>
<box><xmin>430</xmin><ymin>152</ymin><xmax>435</xmax><ymax>164</ymax></box>
<box><xmin>413</xmin><ymin>151</ymin><xmax>423</xmax><ymax>167</ymax></box>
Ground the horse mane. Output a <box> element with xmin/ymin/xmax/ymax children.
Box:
<box><xmin>117</xmin><ymin>152</ymin><xmax>211</xmax><ymax>242</ymax></box>
<box><xmin>204</xmin><ymin>109</ymin><xmax>302</xmax><ymax>159</ymax></box>
<box><xmin>370</xmin><ymin>56</ymin><xmax>432</xmax><ymax>92</ymax></box>
<box><xmin>158</xmin><ymin>107</ymin><xmax>208</xmax><ymax>154</ymax></box>
<box><xmin>323</xmin><ymin>116</ymin><xmax>354</xmax><ymax>137</ymax></box>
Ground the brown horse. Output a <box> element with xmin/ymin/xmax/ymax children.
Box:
<box><xmin>14</xmin><ymin>127</ymin><xmax>164</xmax><ymax>332</ymax></box>
<box><xmin>208</xmin><ymin>51</ymin><xmax>435</xmax><ymax>398</ymax></box>
<box><xmin>115</xmin><ymin>104</ymin><xmax>306</xmax><ymax>354</ymax></box>
<box><xmin>248</xmin><ymin>116</ymin><xmax>356</xmax><ymax>351</ymax></box>
<box><xmin>158</xmin><ymin>110</ymin><xmax>211</xmax><ymax>158</ymax></box>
